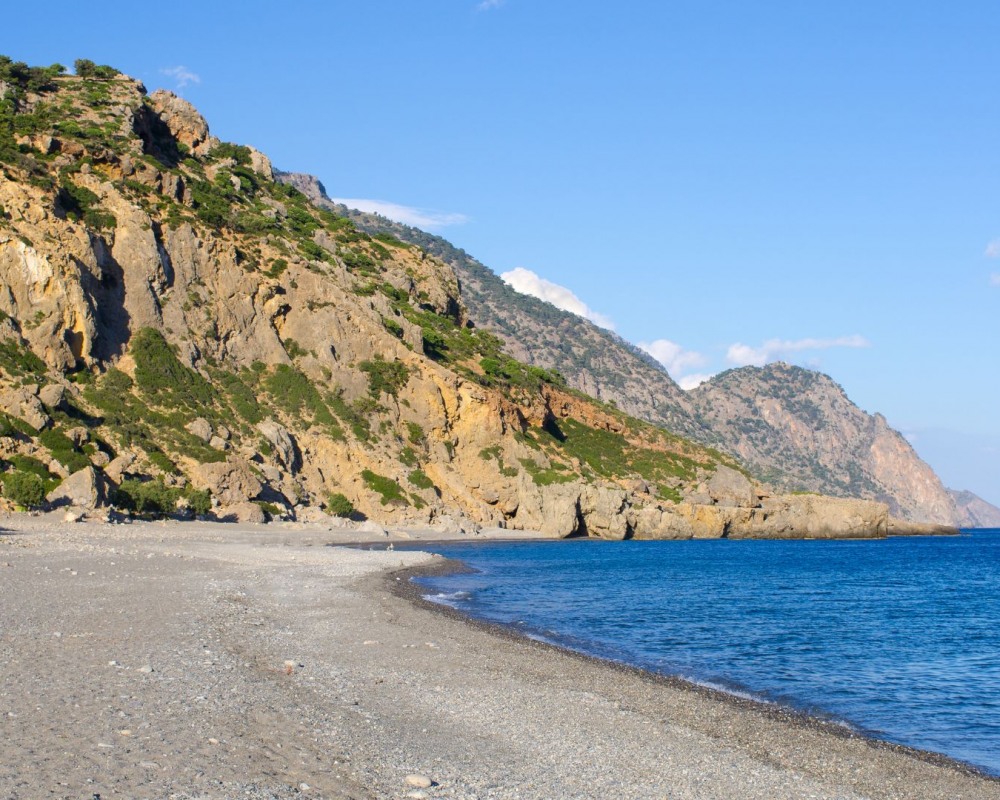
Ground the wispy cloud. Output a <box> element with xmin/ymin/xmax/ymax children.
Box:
<box><xmin>500</xmin><ymin>267</ymin><xmax>615</xmax><ymax>330</ymax></box>
<box><xmin>330</xmin><ymin>198</ymin><xmax>469</xmax><ymax>230</ymax></box>
<box><xmin>477</xmin><ymin>0</ymin><xmax>506</xmax><ymax>9</ymax></box>
<box><xmin>991</xmin><ymin>273</ymin><xmax>1000</xmax><ymax>287</ymax></box>
<box><xmin>985</xmin><ymin>239</ymin><xmax>1000</xmax><ymax>258</ymax></box>
<box><xmin>726</xmin><ymin>335</ymin><xmax>870</xmax><ymax>367</ymax></box>
<box><xmin>160</xmin><ymin>66</ymin><xmax>201</xmax><ymax>90</ymax></box>
<box><xmin>638</xmin><ymin>339</ymin><xmax>709</xmax><ymax>388</ymax></box>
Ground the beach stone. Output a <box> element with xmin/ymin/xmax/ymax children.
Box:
<box><xmin>404</xmin><ymin>774</ymin><xmax>433</xmax><ymax>789</ymax></box>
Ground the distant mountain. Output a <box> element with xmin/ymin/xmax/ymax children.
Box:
<box><xmin>277</xmin><ymin>172</ymin><xmax>961</xmax><ymax>524</ymax></box>
<box><xmin>949</xmin><ymin>490</ymin><xmax>1000</xmax><ymax>528</ymax></box>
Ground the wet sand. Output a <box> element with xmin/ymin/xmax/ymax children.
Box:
<box><xmin>1</xmin><ymin>513</ymin><xmax>997</xmax><ymax>799</ymax></box>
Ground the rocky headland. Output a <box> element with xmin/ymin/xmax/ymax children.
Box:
<box><xmin>0</xmin><ymin>59</ymin><xmax>963</xmax><ymax>539</ymax></box>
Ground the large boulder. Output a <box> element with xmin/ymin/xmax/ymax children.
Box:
<box><xmin>217</xmin><ymin>502</ymin><xmax>267</xmax><ymax>524</ymax></box>
<box><xmin>737</xmin><ymin>494</ymin><xmax>889</xmax><ymax>539</ymax></box>
<box><xmin>0</xmin><ymin>386</ymin><xmax>49</xmax><ymax>431</ymax></box>
<box><xmin>190</xmin><ymin>457</ymin><xmax>262</xmax><ymax>506</ymax></box>
<box><xmin>706</xmin><ymin>466</ymin><xmax>757</xmax><ymax>508</ymax></box>
<box><xmin>147</xmin><ymin>90</ymin><xmax>213</xmax><ymax>154</ymax></box>
<box><xmin>46</xmin><ymin>466</ymin><xmax>107</xmax><ymax>509</ymax></box>
<box><xmin>257</xmin><ymin>420</ymin><xmax>300</xmax><ymax>473</ymax></box>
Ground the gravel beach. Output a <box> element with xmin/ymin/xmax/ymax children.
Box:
<box><xmin>1</xmin><ymin>513</ymin><xmax>996</xmax><ymax>800</ymax></box>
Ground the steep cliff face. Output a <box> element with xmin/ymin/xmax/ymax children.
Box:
<box><xmin>2</xmin><ymin>62</ymin><xmax>787</xmax><ymax>537</ymax></box>
<box><xmin>949</xmin><ymin>490</ymin><xmax>1000</xmax><ymax>528</ymax></box>
<box><xmin>277</xmin><ymin>174</ymin><xmax>960</xmax><ymax>525</ymax></box>
<box><xmin>687</xmin><ymin>364</ymin><xmax>957</xmax><ymax>523</ymax></box>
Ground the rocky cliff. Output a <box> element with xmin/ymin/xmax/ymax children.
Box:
<box><xmin>949</xmin><ymin>489</ymin><xmax>1000</xmax><ymax>528</ymax></box>
<box><xmin>277</xmin><ymin>176</ymin><xmax>961</xmax><ymax>525</ymax></box>
<box><xmin>0</xmin><ymin>58</ymin><xmax>899</xmax><ymax>539</ymax></box>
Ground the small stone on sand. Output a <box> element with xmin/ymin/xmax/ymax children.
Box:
<box><xmin>404</xmin><ymin>774</ymin><xmax>433</xmax><ymax>789</ymax></box>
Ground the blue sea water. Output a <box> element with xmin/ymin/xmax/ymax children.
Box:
<box><xmin>410</xmin><ymin>531</ymin><xmax>1000</xmax><ymax>775</ymax></box>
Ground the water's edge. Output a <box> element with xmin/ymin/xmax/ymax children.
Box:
<box><xmin>387</xmin><ymin>553</ymin><xmax>1000</xmax><ymax>783</ymax></box>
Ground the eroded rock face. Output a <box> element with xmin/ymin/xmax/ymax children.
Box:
<box><xmin>190</xmin><ymin>458</ymin><xmax>263</xmax><ymax>507</ymax></box>
<box><xmin>0</xmin><ymin>386</ymin><xmax>49</xmax><ymax>431</ymax></box>
<box><xmin>257</xmin><ymin>420</ymin><xmax>299</xmax><ymax>473</ymax></box>
<box><xmin>147</xmin><ymin>90</ymin><xmax>213</xmax><ymax>154</ymax></box>
<box><xmin>46</xmin><ymin>466</ymin><xmax>107</xmax><ymax>509</ymax></box>
<box><xmin>706</xmin><ymin>466</ymin><xmax>756</xmax><ymax>508</ymax></box>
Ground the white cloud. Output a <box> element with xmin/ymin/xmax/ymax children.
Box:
<box><xmin>991</xmin><ymin>273</ymin><xmax>1000</xmax><ymax>287</ymax></box>
<box><xmin>726</xmin><ymin>335</ymin><xmax>870</xmax><ymax>367</ymax></box>
<box><xmin>160</xmin><ymin>66</ymin><xmax>201</xmax><ymax>90</ymax></box>
<box><xmin>500</xmin><ymin>267</ymin><xmax>615</xmax><ymax>330</ymax></box>
<box><xmin>477</xmin><ymin>0</ymin><xmax>505</xmax><ymax>9</ymax></box>
<box><xmin>639</xmin><ymin>339</ymin><xmax>707</xmax><ymax>385</ymax></box>
<box><xmin>985</xmin><ymin>239</ymin><xmax>1000</xmax><ymax>258</ymax></box>
<box><xmin>330</xmin><ymin>198</ymin><xmax>469</xmax><ymax>230</ymax></box>
<box><xmin>678</xmin><ymin>373</ymin><xmax>713</xmax><ymax>390</ymax></box>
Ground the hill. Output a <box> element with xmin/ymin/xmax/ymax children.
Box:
<box><xmin>276</xmin><ymin>174</ymin><xmax>959</xmax><ymax>524</ymax></box>
<box><xmin>0</xmin><ymin>56</ymin><xmax>894</xmax><ymax>539</ymax></box>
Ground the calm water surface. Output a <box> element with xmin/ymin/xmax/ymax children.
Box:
<box><xmin>410</xmin><ymin>531</ymin><xmax>1000</xmax><ymax>775</ymax></box>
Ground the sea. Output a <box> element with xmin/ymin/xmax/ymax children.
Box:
<box><xmin>407</xmin><ymin>530</ymin><xmax>1000</xmax><ymax>776</ymax></box>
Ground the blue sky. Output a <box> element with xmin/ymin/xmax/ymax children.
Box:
<box><xmin>7</xmin><ymin>1</ymin><xmax>1000</xmax><ymax>503</ymax></box>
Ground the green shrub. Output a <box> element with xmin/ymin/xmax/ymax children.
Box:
<box><xmin>359</xmin><ymin>357</ymin><xmax>409</xmax><ymax>399</ymax></box>
<box><xmin>112</xmin><ymin>478</ymin><xmax>178</xmax><ymax>516</ymax></box>
<box><xmin>361</xmin><ymin>469</ymin><xmax>406</xmax><ymax>506</ymax></box>
<box><xmin>185</xmin><ymin>487</ymin><xmax>211</xmax><ymax>517</ymax></box>
<box><xmin>1</xmin><ymin>470</ymin><xmax>45</xmax><ymax>508</ymax></box>
<box><xmin>38</xmin><ymin>428</ymin><xmax>90</xmax><ymax>473</ymax></box>
<box><xmin>326</xmin><ymin>492</ymin><xmax>355</xmax><ymax>518</ymax></box>
<box><xmin>407</xmin><ymin>469</ymin><xmax>434</xmax><ymax>490</ymax></box>
<box><xmin>406</xmin><ymin>422</ymin><xmax>425</xmax><ymax>445</ymax></box>
<box><xmin>131</xmin><ymin>328</ymin><xmax>215</xmax><ymax>409</ymax></box>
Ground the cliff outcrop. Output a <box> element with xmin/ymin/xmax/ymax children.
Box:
<box><xmin>277</xmin><ymin>176</ymin><xmax>963</xmax><ymax>526</ymax></box>
<box><xmin>0</xmin><ymin>60</ymin><xmax>938</xmax><ymax>539</ymax></box>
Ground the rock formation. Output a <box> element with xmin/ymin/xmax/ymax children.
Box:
<box><xmin>285</xmin><ymin>176</ymin><xmax>968</xmax><ymax>526</ymax></box>
<box><xmin>0</xmin><ymin>59</ymin><xmax>951</xmax><ymax>538</ymax></box>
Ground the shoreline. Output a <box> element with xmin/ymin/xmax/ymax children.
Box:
<box><xmin>2</xmin><ymin>514</ymin><xmax>999</xmax><ymax>799</ymax></box>
<box><xmin>391</xmin><ymin>555</ymin><xmax>999</xmax><ymax>785</ymax></box>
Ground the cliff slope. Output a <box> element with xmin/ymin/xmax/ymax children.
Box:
<box><xmin>278</xmin><ymin>174</ymin><xmax>959</xmax><ymax>524</ymax></box>
<box><xmin>2</xmin><ymin>58</ymin><xmax>877</xmax><ymax>539</ymax></box>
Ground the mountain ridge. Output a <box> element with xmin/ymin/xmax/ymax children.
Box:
<box><xmin>0</xmin><ymin>57</ymin><xmax>908</xmax><ymax>539</ymax></box>
<box><xmin>276</xmin><ymin>172</ymin><xmax>964</xmax><ymax>524</ymax></box>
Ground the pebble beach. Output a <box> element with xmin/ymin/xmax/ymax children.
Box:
<box><xmin>1</xmin><ymin>513</ymin><xmax>997</xmax><ymax>799</ymax></box>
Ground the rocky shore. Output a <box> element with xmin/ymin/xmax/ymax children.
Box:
<box><xmin>0</xmin><ymin>514</ymin><xmax>994</xmax><ymax>799</ymax></box>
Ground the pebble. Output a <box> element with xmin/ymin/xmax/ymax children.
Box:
<box><xmin>405</xmin><ymin>792</ymin><xmax>428</xmax><ymax>799</ymax></box>
<box><xmin>137</xmin><ymin>665</ymin><xmax>154</xmax><ymax>674</ymax></box>
<box><xmin>404</xmin><ymin>774</ymin><xmax>433</xmax><ymax>789</ymax></box>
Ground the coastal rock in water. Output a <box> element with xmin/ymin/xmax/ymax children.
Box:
<box><xmin>887</xmin><ymin>518</ymin><xmax>960</xmax><ymax>536</ymax></box>
<box><xmin>46</xmin><ymin>466</ymin><xmax>107</xmax><ymax>509</ymax></box>
<box><xmin>190</xmin><ymin>457</ymin><xmax>262</xmax><ymax>506</ymax></box>
<box><xmin>740</xmin><ymin>494</ymin><xmax>889</xmax><ymax>539</ymax></box>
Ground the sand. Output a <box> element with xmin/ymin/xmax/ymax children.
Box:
<box><xmin>0</xmin><ymin>512</ymin><xmax>997</xmax><ymax>800</ymax></box>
